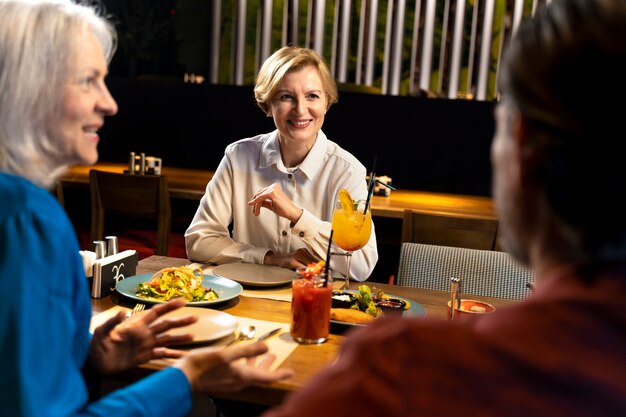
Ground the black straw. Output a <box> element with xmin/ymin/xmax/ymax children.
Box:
<box><xmin>363</xmin><ymin>155</ymin><xmax>378</xmax><ymax>214</ymax></box>
<box><xmin>376</xmin><ymin>179</ymin><xmax>396</xmax><ymax>190</ymax></box>
<box><xmin>323</xmin><ymin>230</ymin><xmax>334</xmax><ymax>287</ymax></box>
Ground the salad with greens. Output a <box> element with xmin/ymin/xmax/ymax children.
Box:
<box><xmin>136</xmin><ymin>266</ymin><xmax>220</xmax><ymax>302</ymax></box>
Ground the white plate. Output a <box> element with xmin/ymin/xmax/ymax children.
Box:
<box><xmin>156</xmin><ymin>306</ymin><xmax>238</xmax><ymax>344</ymax></box>
<box><xmin>212</xmin><ymin>263</ymin><xmax>295</xmax><ymax>287</ymax></box>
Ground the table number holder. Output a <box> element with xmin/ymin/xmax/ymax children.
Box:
<box><xmin>91</xmin><ymin>250</ymin><xmax>138</xmax><ymax>298</ymax></box>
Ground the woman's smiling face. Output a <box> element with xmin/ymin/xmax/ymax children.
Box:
<box><xmin>269</xmin><ymin>65</ymin><xmax>328</xmax><ymax>149</ymax></box>
<box><xmin>52</xmin><ymin>30</ymin><xmax>117</xmax><ymax>166</ymax></box>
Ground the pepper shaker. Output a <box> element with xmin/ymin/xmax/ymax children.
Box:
<box><xmin>105</xmin><ymin>236</ymin><xmax>118</xmax><ymax>256</ymax></box>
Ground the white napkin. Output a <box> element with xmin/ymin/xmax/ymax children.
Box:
<box><xmin>79</xmin><ymin>250</ymin><xmax>96</xmax><ymax>277</ymax></box>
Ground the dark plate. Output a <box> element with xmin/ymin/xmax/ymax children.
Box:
<box><xmin>330</xmin><ymin>291</ymin><xmax>426</xmax><ymax>327</ymax></box>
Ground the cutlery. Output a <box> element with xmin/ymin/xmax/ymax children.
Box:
<box><xmin>126</xmin><ymin>303</ymin><xmax>145</xmax><ymax>318</ymax></box>
<box><xmin>226</xmin><ymin>325</ymin><xmax>256</xmax><ymax>346</ymax></box>
<box><xmin>257</xmin><ymin>327</ymin><xmax>282</xmax><ymax>342</ymax></box>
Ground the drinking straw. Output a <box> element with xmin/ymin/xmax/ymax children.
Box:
<box><xmin>363</xmin><ymin>155</ymin><xmax>378</xmax><ymax>214</ymax></box>
<box><xmin>323</xmin><ymin>229</ymin><xmax>334</xmax><ymax>287</ymax></box>
<box><xmin>376</xmin><ymin>179</ymin><xmax>396</xmax><ymax>190</ymax></box>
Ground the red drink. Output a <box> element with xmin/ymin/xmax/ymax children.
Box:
<box><xmin>290</xmin><ymin>275</ymin><xmax>332</xmax><ymax>344</ymax></box>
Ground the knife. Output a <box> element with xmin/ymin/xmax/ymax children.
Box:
<box><xmin>257</xmin><ymin>327</ymin><xmax>282</xmax><ymax>342</ymax></box>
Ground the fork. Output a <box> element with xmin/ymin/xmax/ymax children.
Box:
<box><xmin>127</xmin><ymin>303</ymin><xmax>145</xmax><ymax>318</ymax></box>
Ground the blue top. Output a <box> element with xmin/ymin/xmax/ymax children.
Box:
<box><xmin>0</xmin><ymin>173</ymin><xmax>192</xmax><ymax>417</ymax></box>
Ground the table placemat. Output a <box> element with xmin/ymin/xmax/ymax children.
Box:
<box><xmin>90</xmin><ymin>306</ymin><xmax>296</xmax><ymax>371</ymax></box>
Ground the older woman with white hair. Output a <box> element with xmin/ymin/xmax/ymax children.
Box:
<box><xmin>0</xmin><ymin>1</ymin><xmax>291</xmax><ymax>416</ymax></box>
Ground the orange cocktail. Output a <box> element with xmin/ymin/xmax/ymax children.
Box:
<box><xmin>331</xmin><ymin>207</ymin><xmax>372</xmax><ymax>251</ymax></box>
<box><xmin>331</xmin><ymin>189</ymin><xmax>373</xmax><ymax>289</ymax></box>
<box><xmin>290</xmin><ymin>273</ymin><xmax>332</xmax><ymax>344</ymax></box>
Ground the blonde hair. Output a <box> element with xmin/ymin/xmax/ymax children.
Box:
<box><xmin>254</xmin><ymin>46</ymin><xmax>338</xmax><ymax>116</ymax></box>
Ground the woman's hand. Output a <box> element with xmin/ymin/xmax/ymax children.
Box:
<box><xmin>88</xmin><ymin>298</ymin><xmax>197</xmax><ymax>374</ymax></box>
<box><xmin>264</xmin><ymin>248</ymin><xmax>318</xmax><ymax>269</ymax></box>
<box><xmin>248</xmin><ymin>183</ymin><xmax>303</xmax><ymax>224</ymax></box>
<box><xmin>176</xmin><ymin>342</ymin><xmax>294</xmax><ymax>393</ymax></box>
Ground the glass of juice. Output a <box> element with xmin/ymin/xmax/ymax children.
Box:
<box><xmin>290</xmin><ymin>269</ymin><xmax>332</xmax><ymax>344</ymax></box>
<box><xmin>331</xmin><ymin>197</ymin><xmax>372</xmax><ymax>290</ymax></box>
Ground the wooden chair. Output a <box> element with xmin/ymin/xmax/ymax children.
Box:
<box><xmin>396</xmin><ymin>242</ymin><xmax>534</xmax><ymax>300</ymax></box>
<box><xmin>401</xmin><ymin>210</ymin><xmax>499</xmax><ymax>250</ymax></box>
<box><xmin>89</xmin><ymin>170</ymin><xmax>172</xmax><ymax>257</ymax></box>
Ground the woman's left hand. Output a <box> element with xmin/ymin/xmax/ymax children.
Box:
<box><xmin>88</xmin><ymin>298</ymin><xmax>197</xmax><ymax>375</ymax></box>
<box><xmin>248</xmin><ymin>183</ymin><xmax>303</xmax><ymax>224</ymax></box>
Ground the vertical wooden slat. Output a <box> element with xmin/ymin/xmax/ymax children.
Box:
<box><xmin>381</xmin><ymin>0</ymin><xmax>394</xmax><ymax>93</ymax></box>
<box><xmin>476</xmin><ymin>0</ymin><xmax>494</xmax><ymax>100</ymax></box>
<box><xmin>209</xmin><ymin>0</ymin><xmax>221</xmax><ymax>84</ymax></box>
<box><xmin>365</xmin><ymin>0</ymin><xmax>378</xmax><ymax>85</ymax></box>
<box><xmin>337</xmin><ymin>0</ymin><xmax>351</xmax><ymax>82</ymax></box>
<box><xmin>259</xmin><ymin>0</ymin><xmax>273</xmax><ymax>64</ymax></box>
<box><xmin>419</xmin><ymin>0</ymin><xmax>436</xmax><ymax>92</ymax></box>
<box><xmin>331</xmin><ymin>0</ymin><xmax>340</xmax><ymax>75</ymax></box>
<box><xmin>389</xmin><ymin>0</ymin><xmax>406</xmax><ymax>95</ymax></box>
<box><xmin>466</xmin><ymin>0</ymin><xmax>480</xmax><ymax>97</ymax></box>
<box><xmin>512</xmin><ymin>0</ymin><xmax>524</xmax><ymax>34</ymax></box>
<box><xmin>408</xmin><ymin>0</ymin><xmax>422</xmax><ymax>94</ymax></box>
<box><xmin>436</xmin><ymin>0</ymin><xmax>451</xmax><ymax>94</ymax></box>
<box><xmin>356</xmin><ymin>0</ymin><xmax>366</xmax><ymax>83</ymax></box>
<box><xmin>448</xmin><ymin>0</ymin><xmax>466</xmax><ymax>98</ymax></box>
<box><xmin>282</xmin><ymin>0</ymin><xmax>300</xmax><ymax>46</ymax></box>
<box><xmin>233</xmin><ymin>0</ymin><xmax>247</xmax><ymax>85</ymax></box>
<box><xmin>306</xmin><ymin>0</ymin><xmax>313</xmax><ymax>47</ymax></box>
<box><xmin>312</xmin><ymin>0</ymin><xmax>326</xmax><ymax>54</ymax></box>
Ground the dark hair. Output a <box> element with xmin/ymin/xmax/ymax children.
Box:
<box><xmin>499</xmin><ymin>0</ymin><xmax>626</xmax><ymax>253</ymax></box>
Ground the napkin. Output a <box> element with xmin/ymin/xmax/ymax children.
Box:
<box><xmin>79</xmin><ymin>250</ymin><xmax>96</xmax><ymax>277</ymax></box>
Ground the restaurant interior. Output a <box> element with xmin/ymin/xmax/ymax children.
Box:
<box><xmin>61</xmin><ymin>1</ymin><xmax>542</xmax><ymax>414</ymax></box>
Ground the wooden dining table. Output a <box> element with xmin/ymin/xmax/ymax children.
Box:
<box><xmin>93</xmin><ymin>255</ymin><xmax>515</xmax><ymax>407</ymax></box>
<box><xmin>63</xmin><ymin>162</ymin><xmax>496</xmax><ymax>220</ymax></box>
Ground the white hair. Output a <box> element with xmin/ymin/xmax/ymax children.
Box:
<box><xmin>0</xmin><ymin>0</ymin><xmax>116</xmax><ymax>188</ymax></box>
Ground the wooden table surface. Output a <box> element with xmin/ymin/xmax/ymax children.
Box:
<box><xmin>64</xmin><ymin>162</ymin><xmax>495</xmax><ymax>219</ymax></box>
<box><xmin>94</xmin><ymin>255</ymin><xmax>514</xmax><ymax>406</ymax></box>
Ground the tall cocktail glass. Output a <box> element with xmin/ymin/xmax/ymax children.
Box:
<box><xmin>290</xmin><ymin>269</ymin><xmax>332</xmax><ymax>344</ymax></box>
<box><xmin>331</xmin><ymin>198</ymin><xmax>372</xmax><ymax>290</ymax></box>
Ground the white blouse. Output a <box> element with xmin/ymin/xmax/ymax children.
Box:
<box><xmin>185</xmin><ymin>130</ymin><xmax>378</xmax><ymax>281</ymax></box>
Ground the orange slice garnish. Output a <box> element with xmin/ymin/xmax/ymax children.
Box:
<box><xmin>337</xmin><ymin>188</ymin><xmax>354</xmax><ymax>213</ymax></box>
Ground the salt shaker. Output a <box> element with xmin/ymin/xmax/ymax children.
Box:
<box><xmin>93</xmin><ymin>240</ymin><xmax>106</xmax><ymax>259</ymax></box>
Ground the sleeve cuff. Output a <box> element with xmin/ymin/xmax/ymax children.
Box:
<box><xmin>290</xmin><ymin>209</ymin><xmax>322</xmax><ymax>240</ymax></box>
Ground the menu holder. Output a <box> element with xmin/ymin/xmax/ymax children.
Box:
<box><xmin>91</xmin><ymin>250</ymin><xmax>138</xmax><ymax>298</ymax></box>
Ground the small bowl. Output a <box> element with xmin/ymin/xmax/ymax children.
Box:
<box><xmin>376</xmin><ymin>297</ymin><xmax>407</xmax><ymax>316</ymax></box>
<box><xmin>448</xmin><ymin>299</ymin><xmax>496</xmax><ymax>319</ymax></box>
<box><xmin>332</xmin><ymin>291</ymin><xmax>357</xmax><ymax>309</ymax></box>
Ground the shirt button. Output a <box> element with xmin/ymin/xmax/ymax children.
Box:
<box><xmin>282</xmin><ymin>231</ymin><xmax>288</xmax><ymax>237</ymax></box>
<box><xmin>299</xmin><ymin>231</ymin><xmax>305</xmax><ymax>238</ymax></box>
<box><xmin>287</xmin><ymin>174</ymin><xmax>292</xmax><ymax>179</ymax></box>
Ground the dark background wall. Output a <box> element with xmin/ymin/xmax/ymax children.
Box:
<box><xmin>98</xmin><ymin>78</ymin><xmax>496</xmax><ymax>197</ymax></box>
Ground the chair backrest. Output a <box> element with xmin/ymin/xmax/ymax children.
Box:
<box><xmin>89</xmin><ymin>170</ymin><xmax>171</xmax><ymax>256</ymax></box>
<box><xmin>401</xmin><ymin>210</ymin><xmax>499</xmax><ymax>251</ymax></box>
<box><xmin>396</xmin><ymin>242</ymin><xmax>534</xmax><ymax>300</ymax></box>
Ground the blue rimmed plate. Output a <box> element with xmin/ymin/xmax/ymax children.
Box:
<box><xmin>115</xmin><ymin>273</ymin><xmax>243</xmax><ymax>306</ymax></box>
